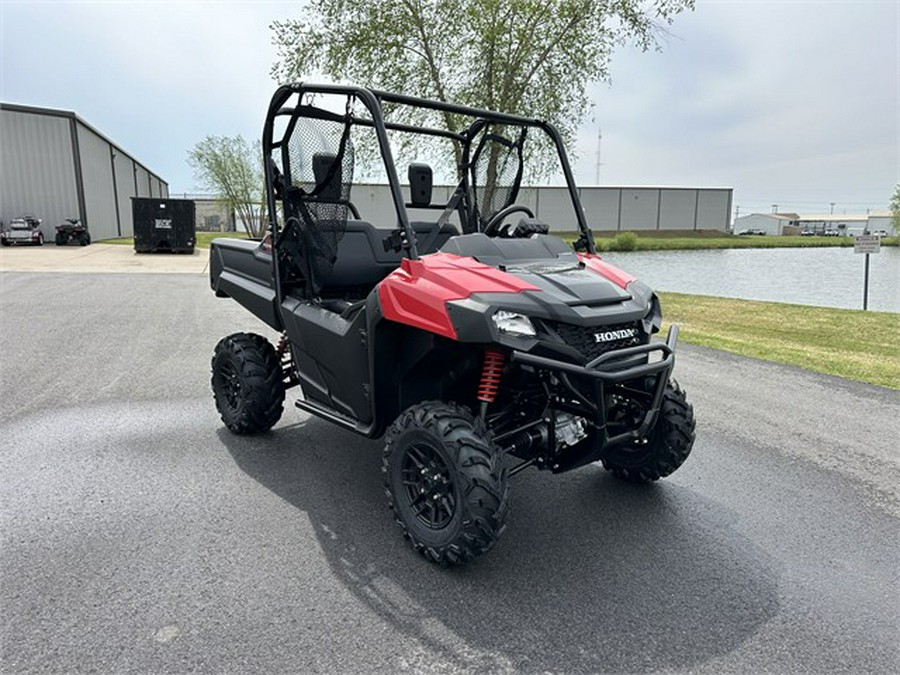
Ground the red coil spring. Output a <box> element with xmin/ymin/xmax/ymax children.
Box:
<box><xmin>477</xmin><ymin>349</ymin><xmax>506</xmax><ymax>403</ymax></box>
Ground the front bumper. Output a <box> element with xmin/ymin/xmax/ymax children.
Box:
<box><xmin>3</xmin><ymin>234</ymin><xmax>40</xmax><ymax>244</ymax></box>
<box><xmin>505</xmin><ymin>325</ymin><xmax>679</xmax><ymax>472</ymax></box>
<box><xmin>510</xmin><ymin>324</ymin><xmax>678</xmax><ymax>385</ymax></box>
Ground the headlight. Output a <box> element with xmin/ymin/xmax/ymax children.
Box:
<box><xmin>492</xmin><ymin>310</ymin><xmax>536</xmax><ymax>338</ymax></box>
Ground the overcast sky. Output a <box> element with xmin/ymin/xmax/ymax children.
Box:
<box><xmin>1</xmin><ymin>0</ymin><xmax>897</xmax><ymax>217</ymax></box>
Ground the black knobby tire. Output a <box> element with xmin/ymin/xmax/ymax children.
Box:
<box><xmin>383</xmin><ymin>402</ymin><xmax>509</xmax><ymax>565</ymax></box>
<box><xmin>602</xmin><ymin>381</ymin><xmax>696</xmax><ymax>483</ymax></box>
<box><xmin>80</xmin><ymin>233</ymin><xmax>90</xmax><ymax>246</ymax></box>
<box><xmin>211</xmin><ymin>332</ymin><xmax>285</xmax><ymax>434</ymax></box>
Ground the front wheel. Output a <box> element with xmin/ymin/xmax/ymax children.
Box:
<box><xmin>602</xmin><ymin>381</ymin><xmax>696</xmax><ymax>482</ymax></box>
<box><xmin>383</xmin><ymin>402</ymin><xmax>509</xmax><ymax>565</ymax></box>
<box><xmin>211</xmin><ymin>333</ymin><xmax>285</xmax><ymax>434</ymax></box>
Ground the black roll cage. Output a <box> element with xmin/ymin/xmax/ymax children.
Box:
<box><xmin>262</xmin><ymin>82</ymin><xmax>596</xmax><ymax>304</ymax></box>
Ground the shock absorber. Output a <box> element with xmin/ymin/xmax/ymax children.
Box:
<box><xmin>477</xmin><ymin>348</ymin><xmax>506</xmax><ymax>418</ymax></box>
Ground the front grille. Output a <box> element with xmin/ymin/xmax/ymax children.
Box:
<box><xmin>545</xmin><ymin>321</ymin><xmax>643</xmax><ymax>362</ymax></box>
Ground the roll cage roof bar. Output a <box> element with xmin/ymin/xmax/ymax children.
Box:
<box><xmin>262</xmin><ymin>82</ymin><xmax>596</xmax><ymax>265</ymax></box>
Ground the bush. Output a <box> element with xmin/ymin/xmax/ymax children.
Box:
<box><xmin>608</xmin><ymin>232</ymin><xmax>638</xmax><ymax>251</ymax></box>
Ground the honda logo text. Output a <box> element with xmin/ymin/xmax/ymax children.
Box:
<box><xmin>594</xmin><ymin>328</ymin><xmax>637</xmax><ymax>343</ymax></box>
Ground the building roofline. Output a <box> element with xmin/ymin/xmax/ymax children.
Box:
<box><xmin>740</xmin><ymin>212</ymin><xmax>889</xmax><ymax>222</ymax></box>
<box><xmin>1</xmin><ymin>101</ymin><xmax>168</xmax><ymax>187</ymax></box>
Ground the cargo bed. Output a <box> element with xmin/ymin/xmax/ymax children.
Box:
<box><xmin>209</xmin><ymin>238</ymin><xmax>280</xmax><ymax>329</ymax></box>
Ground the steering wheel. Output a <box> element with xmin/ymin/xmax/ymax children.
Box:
<box><xmin>482</xmin><ymin>204</ymin><xmax>535</xmax><ymax>237</ymax></box>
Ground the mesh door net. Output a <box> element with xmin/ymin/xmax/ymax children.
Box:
<box><xmin>470</xmin><ymin>127</ymin><xmax>526</xmax><ymax>229</ymax></box>
<box><xmin>283</xmin><ymin>113</ymin><xmax>355</xmax><ymax>295</ymax></box>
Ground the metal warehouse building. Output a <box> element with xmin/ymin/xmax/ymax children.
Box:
<box><xmin>1</xmin><ymin>103</ymin><xmax>168</xmax><ymax>240</ymax></box>
<box><xmin>351</xmin><ymin>184</ymin><xmax>733</xmax><ymax>232</ymax></box>
<box><xmin>734</xmin><ymin>211</ymin><xmax>893</xmax><ymax>236</ymax></box>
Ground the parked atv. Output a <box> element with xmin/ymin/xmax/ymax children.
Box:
<box><xmin>209</xmin><ymin>84</ymin><xmax>696</xmax><ymax>565</ymax></box>
<box><xmin>55</xmin><ymin>218</ymin><xmax>91</xmax><ymax>246</ymax></box>
<box><xmin>1</xmin><ymin>215</ymin><xmax>44</xmax><ymax>246</ymax></box>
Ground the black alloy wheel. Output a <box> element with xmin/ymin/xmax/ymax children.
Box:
<box><xmin>400</xmin><ymin>439</ymin><xmax>457</xmax><ymax>530</ymax></box>
<box><xmin>384</xmin><ymin>401</ymin><xmax>509</xmax><ymax>565</ymax></box>
<box><xmin>211</xmin><ymin>332</ymin><xmax>285</xmax><ymax>434</ymax></box>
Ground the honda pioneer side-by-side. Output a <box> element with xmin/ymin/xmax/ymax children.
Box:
<box><xmin>209</xmin><ymin>84</ymin><xmax>696</xmax><ymax>565</ymax></box>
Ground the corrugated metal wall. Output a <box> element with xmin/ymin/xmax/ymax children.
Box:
<box><xmin>75</xmin><ymin>122</ymin><xmax>119</xmax><ymax>240</ymax></box>
<box><xmin>1</xmin><ymin>104</ymin><xmax>168</xmax><ymax>240</ymax></box>
<box><xmin>696</xmin><ymin>189</ymin><xmax>732</xmax><ymax>230</ymax></box>
<box><xmin>343</xmin><ymin>184</ymin><xmax>733</xmax><ymax>232</ymax></box>
<box><xmin>622</xmin><ymin>189</ymin><xmax>661</xmax><ymax>231</ymax></box>
<box><xmin>134</xmin><ymin>165</ymin><xmax>151</xmax><ymax>198</ymax></box>
<box><xmin>113</xmin><ymin>151</ymin><xmax>136</xmax><ymax>236</ymax></box>
<box><xmin>150</xmin><ymin>177</ymin><xmax>162</xmax><ymax>198</ymax></box>
<box><xmin>659</xmin><ymin>190</ymin><xmax>699</xmax><ymax>230</ymax></box>
<box><xmin>0</xmin><ymin>109</ymin><xmax>79</xmax><ymax>229</ymax></box>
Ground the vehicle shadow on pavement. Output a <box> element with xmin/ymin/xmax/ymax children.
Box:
<box><xmin>220</xmin><ymin>418</ymin><xmax>780</xmax><ymax>673</ymax></box>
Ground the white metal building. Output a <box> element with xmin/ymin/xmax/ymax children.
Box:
<box><xmin>734</xmin><ymin>211</ymin><xmax>893</xmax><ymax>236</ymax></box>
<box><xmin>1</xmin><ymin>103</ymin><xmax>168</xmax><ymax>240</ymax></box>
<box><xmin>350</xmin><ymin>184</ymin><xmax>733</xmax><ymax>232</ymax></box>
<box><xmin>732</xmin><ymin>213</ymin><xmax>800</xmax><ymax>236</ymax></box>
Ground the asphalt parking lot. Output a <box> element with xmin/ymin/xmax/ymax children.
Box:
<box><xmin>1</xmin><ymin>256</ymin><xmax>898</xmax><ymax>673</ymax></box>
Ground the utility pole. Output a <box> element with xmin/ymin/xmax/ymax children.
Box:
<box><xmin>772</xmin><ymin>204</ymin><xmax>778</xmax><ymax>214</ymax></box>
<box><xmin>594</xmin><ymin>126</ymin><xmax>602</xmax><ymax>185</ymax></box>
<box><xmin>830</xmin><ymin>202</ymin><xmax>835</xmax><ymax>215</ymax></box>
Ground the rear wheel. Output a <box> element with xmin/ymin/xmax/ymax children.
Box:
<box><xmin>80</xmin><ymin>233</ymin><xmax>90</xmax><ymax>246</ymax></box>
<box><xmin>383</xmin><ymin>402</ymin><xmax>509</xmax><ymax>565</ymax></box>
<box><xmin>602</xmin><ymin>381</ymin><xmax>695</xmax><ymax>482</ymax></box>
<box><xmin>211</xmin><ymin>333</ymin><xmax>285</xmax><ymax>434</ymax></box>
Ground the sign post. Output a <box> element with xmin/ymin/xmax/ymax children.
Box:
<box><xmin>854</xmin><ymin>235</ymin><xmax>881</xmax><ymax>310</ymax></box>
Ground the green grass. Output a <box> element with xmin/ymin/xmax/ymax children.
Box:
<box><xmin>101</xmin><ymin>231</ymin><xmax>251</xmax><ymax>249</ymax></box>
<box><xmin>659</xmin><ymin>292</ymin><xmax>900</xmax><ymax>389</ymax></box>
<box><xmin>100</xmin><ymin>229</ymin><xmax>898</xmax><ymax>252</ymax></box>
<box><xmin>558</xmin><ymin>230</ymin><xmax>898</xmax><ymax>251</ymax></box>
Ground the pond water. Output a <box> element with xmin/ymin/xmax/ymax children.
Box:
<box><xmin>601</xmin><ymin>246</ymin><xmax>899</xmax><ymax>313</ymax></box>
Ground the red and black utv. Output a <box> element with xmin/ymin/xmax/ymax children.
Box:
<box><xmin>209</xmin><ymin>84</ymin><xmax>695</xmax><ymax>565</ymax></box>
<box><xmin>55</xmin><ymin>218</ymin><xmax>91</xmax><ymax>246</ymax></box>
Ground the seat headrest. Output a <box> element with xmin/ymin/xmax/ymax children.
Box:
<box><xmin>408</xmin><ymin>163</ymin><xmax>433</xmax><ymax>207</ymax></box>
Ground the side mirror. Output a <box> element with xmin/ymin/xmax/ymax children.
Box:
<box><xmin>408</xmin><ymin>163</ymin><xmax>432</xmax><ymax>207</ymax></box>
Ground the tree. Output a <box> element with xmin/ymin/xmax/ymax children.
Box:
<box><xmin>188</xmin><ymin>136</ymin><xmax>267</xmax><ymax>238</ymax></box>
<box><xmin>891</xmin><ymin>183</ymin><xmax>900</xmax><ymax>234</ymax></box>
<box><xmin>271</xmin><ymin>0</ymin><xmax>694</xmax><ymax>174</ymax></box>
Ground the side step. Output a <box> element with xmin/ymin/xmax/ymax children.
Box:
<box><xmin>294</xmin><ymin>399</ymin><xmax>376</xmax><ymax>437</ymax></box>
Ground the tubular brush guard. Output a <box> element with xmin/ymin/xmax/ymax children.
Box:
<box><xmin>506</xmin><ymin>326</ymin><xmax>680</xmax><ymax>473</ymax></box>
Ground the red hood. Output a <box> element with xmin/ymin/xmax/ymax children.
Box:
<box><xmin>378</xmin><ymin>253</ymin><xmax>539</xmax><ymax>339</ymax></box>
<box><xmin>577</xmin><ymin>253</ymin><xmax>637</xmax><ymax>289</ymax></box>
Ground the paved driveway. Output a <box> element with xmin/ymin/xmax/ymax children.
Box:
<box><xmin>1</xmin><ymin>271</ymin><xmax>897</xmax><ymax>673</ymax></box>
<box><xmin>0</xmin><ymin>243</ymin><xmax>207</xmax><ymax>274</ymax></box>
